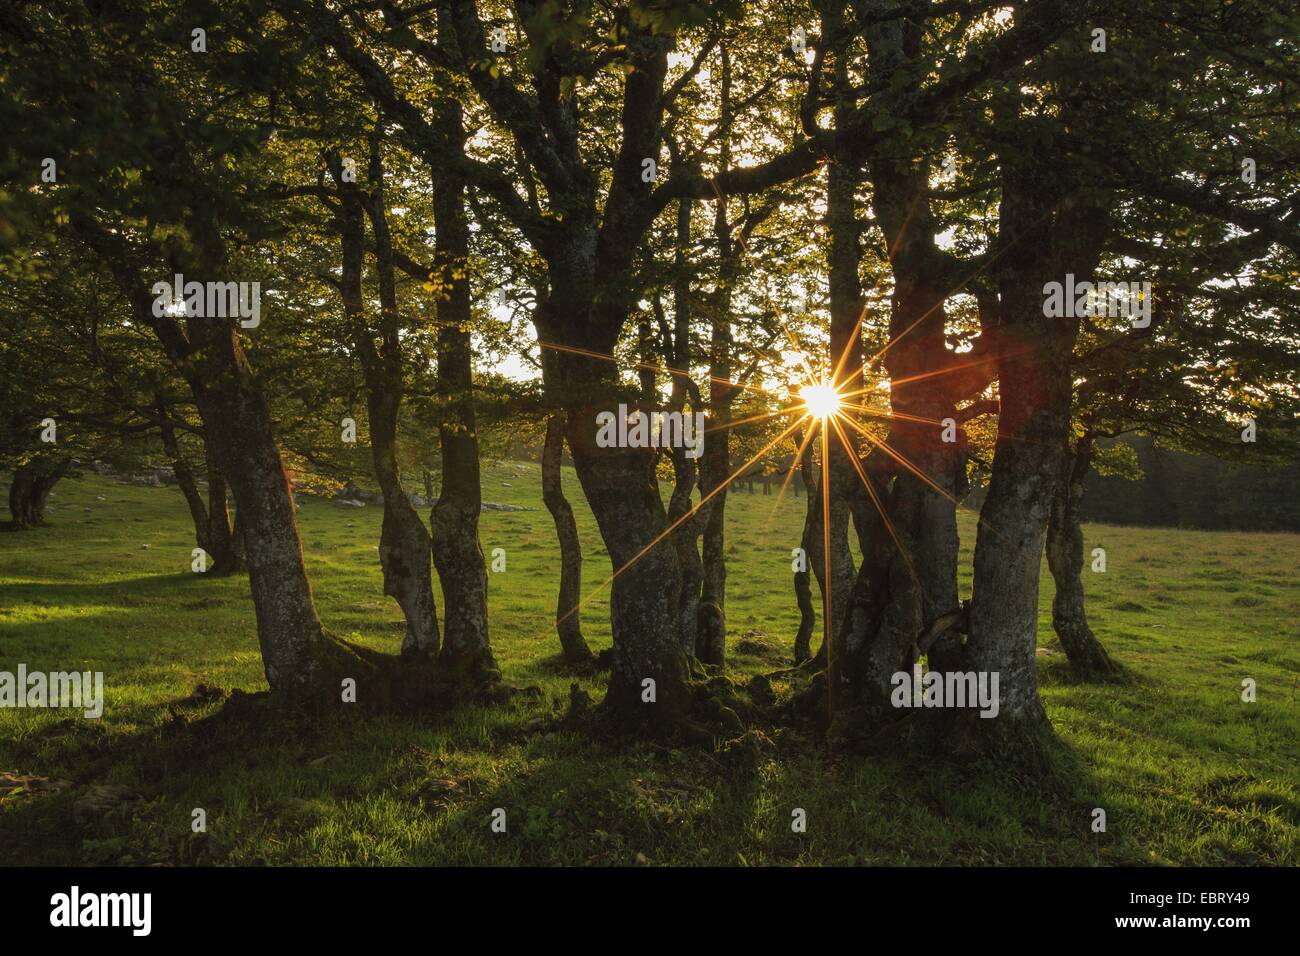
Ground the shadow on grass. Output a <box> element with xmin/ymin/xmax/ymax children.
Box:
<box><xmin>0</xmin><ymin>654</ymin><xmax>1152</xmax><ymax>867</ymax></box>
<box><xmin>1</xmin><ymin>570</ymin><xmax>245</xmax><ymax>607</ymax></box>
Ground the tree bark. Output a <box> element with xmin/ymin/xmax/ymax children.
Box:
<box><xmin>7</xmin><ymin>458</ymin><xmax>71</xmax><ymax>529</ymax></box>
<box><xmin>965</xmin><ymin>154</ymin><xmax>1109</xmax><ymax>740</ymax></box>
<box><xmin>541</xmin><ymin>413</ymin><xmax>592</xmax><ymax>662</ymax></box>
<box><xmin>568</xmin><ymin>413</ymin><xmax>690</xmax><ymax>722</ymax></box>
<box><xmin>965</xmin><ymin>329</ymin><xmax>1060</xmax><ymax>729</ymax></box>
<box><xmin>1046</xmin><ymin>430</ymin><xmax>1119</xmax><ymax>675</ymax></box>
<box><xmin>429</xmin><ymin>90</ymin><xmax>495</xmax><ymax>681</ymax></box>
<box><xmin>185</xmin><ymin>328</ymin><xmax>351</xmax><ymax>696</ymax></box>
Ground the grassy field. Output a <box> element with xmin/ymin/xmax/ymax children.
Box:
<box><xmin>1</xmin><ymin>462</ymin><xmax>1297</xmax><ymax>866</ymax></box>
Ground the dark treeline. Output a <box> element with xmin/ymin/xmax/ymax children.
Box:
<box><xmin>1080</xmin><ymin>436</ymin><xmax>1300</xmax><ymax>533</ymax></box>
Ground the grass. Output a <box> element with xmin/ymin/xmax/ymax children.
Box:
<box><xmin>1</xmin><ymin>462</ymin><xmax>1297</xmax><ymax>866</ymax></box>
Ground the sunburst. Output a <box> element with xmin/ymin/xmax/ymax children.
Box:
<box><xmin>532</xmin><ymin>309</ymin><xmax>994</xmax><ymax>716</ymax></box>
<box><xmin>798</xmin><ymin>381</ymin><xmax>843</xmax><ymax>420</ymax></box>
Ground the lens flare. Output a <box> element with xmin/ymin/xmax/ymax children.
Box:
<box><xmin>799</xmin><ymin>382</ymin><xmax>842</xmax><ymax>420</ymax></box>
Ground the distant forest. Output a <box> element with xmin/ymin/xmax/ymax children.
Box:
<box><xmin>1079</xmin><ymin>436</ymin><xmax>1300</xmax><ymax>533</ymax></box>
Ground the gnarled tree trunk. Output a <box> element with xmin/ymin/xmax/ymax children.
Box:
<box><xmin>8</xmin><ymin>457</ymin><xmax>71</xmax><ymax>529</ymax></box>
<box><xmin>792</xmin><ymin>435</ymin><xmax>819</xmax><ymax>665</ymax></box>
<box><xmin>669</xmin><ymin>445</ymin><xmax>705</xmax><ymax>660</ymax></box>
<box><xmin>73</xmin><ymin>87</ymin><xmax>358</xmax><ymax>703</ymax></box>
<box><xmin>664</xmin><ymin>197</ymin><xmax>715</xmax><ymax>663</ymax></box>
<box><xmin>187</xmin><ymin>333</ymin><xmax>354</xmax><ymax>697</ymax></box>
<box><xmin>966</xmin><ymin>330</ymin><xmax>1060</xmax><ymax>730</ymax></box>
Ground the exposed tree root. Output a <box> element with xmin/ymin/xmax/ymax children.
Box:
<box><xmin>577</xmin><ymin>668</ymin><xmax>775</xmax><ymax>746</ymax></box>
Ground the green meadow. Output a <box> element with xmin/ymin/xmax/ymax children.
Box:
<box><xmin>1</xmin><ymin>464</ymin><xmax>1297</xmax><ymax>866</ymax></box>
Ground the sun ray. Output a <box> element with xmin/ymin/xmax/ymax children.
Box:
<box><xmin>838</xmin><ymin>414</ymin><xmax>1008</xmax><ymax>543</ymax></box>
<box><xmin>551</xmin><ymin>415</ymin><xmax>810</xmax><ymax>633</ymax></box>
<box><xmin>829</xmin><ymin>415</ymin><xmax>918</xmax><ymax>583</ymax></box>
<box><xmin>829</xmin><ymin>301</ymin><xmax>871</xmax><ymax>394</ymax></box>
<box><xmin>837</xmin><ymin>415</ymin><xmax>965</xmax><ymax>508</ymax></box>
<box><xmin>763</xmin><ymin>420</ymin><xmax>819</xmax><ymax>531</ymax></box>
<box><xmin>836</xmin><ymin>400</ymin><xmax>950</xmax><ymax>428</ymax></box>
<box><xmin>703</xmin><ymin>407</ymin><xmax>792</xmax><ymax>433</ymax></box>
<box><xmin>821</xmin><ymin>412</ymin><xmax>832</xmax><ymax>719</ymax></box>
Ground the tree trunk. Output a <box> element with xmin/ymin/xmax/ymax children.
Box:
<box><xmin>793</xmin><ymin>437</ymin><xmax>819</xmax><ymax>664</ymax></box>
<box><xmin>798</xmin><ymin>433</ymin><xmax>857</xmax><ymax>668</ymax></box>
<box><xmin>338</xmin><ymin>147</ymin><xmax>440</xmax><ymax>658</ymax></box>
<box><xmin>827</xmin><ymin>20</ymin><xmax>978</xmax><ymax>727</ymax></box>
<box><xmin>568</xmin><ymin>406</ymin><xmax>690</xmax><ymax>724</ymax></box>
<box><xmin>1046</xmin><ymin>431</ymin><xmax>1118</xmax><ymax>675</ymax></box>
<box><xmin>664</xmin><ymin>197</ymin><xmax>715</xmax><ymax>663</ymax></box>
<box><xmin>542</xmin><ymin>413</ymin><xmax>593</xmax><ymax>662</ymax></box>
<box><xmin>157</xmin><ymin>396</ymin><xmax>241</xmax><ymax>576</ymax></box>
<box><xmin>203</xmin><ymin>451</ymin><xmax>242</xmax><ymax>575</ymax></box>
<box><xmin>80</xmin><ymin>148</ymin><xmax>357</xmax><ymax>705</ymax></box>
<box><xmin>189</xmin><ymin>347</ymin><xmax>353</xmax><ymax>697</ymax></box>
<box><xmin>821</xmin><ymin>147</ymin><xmax>864</xmax><ymax>671</ymax></box>
<box><xmin>700</xmin><ymin>106</ymin><xmax>735</xmax><ymax>664</ymax></box>
<box><xmin>429</xmin><ymin>92</ymin><xmax>495</xmax><ymax>681</ymax></box>
<box><xmin>7</xmin><ymin>458</ymin><xmax>71</xmax><ymax>529</ymax></box>
<box><xmin>375</xmin><ymin>387</ymin><xmax>440</xmax><ymax>658</ymax></box>
<box><xmin>964</xmin><ymin>197</ymin><xmax>1104</xmax><ymax>743</ymax></box>
<box><xmin>669</xmin><ymin>445</ymin><xmax>705</xmax><ymax>660</ymax></box>
<box><xmin>162</xmin><ymin>418</ymin><xmax>212</xmax><ymax>550</ymax></box>
<box><xmin>698</xmin><ymin>415</ymin><xmax>729</xmax><ymax>665</ymax></box>
<box><xmin>965</xmin><ymin>333</ymin><xmax>1059</xmax><ymax>729</ymax></box>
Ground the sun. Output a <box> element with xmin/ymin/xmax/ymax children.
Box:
<box><xmin>799</xmin><ymin>382</ymin><xmax>842</xmax><ymax>420</ymax></box>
